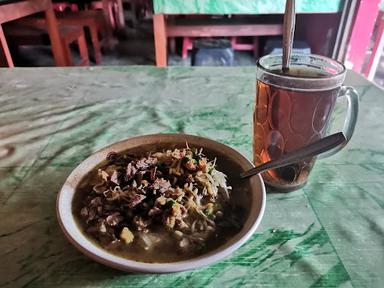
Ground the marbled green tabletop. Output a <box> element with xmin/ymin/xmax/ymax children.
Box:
<box><xmin>0</xmin><ymin>67</ymin><xmax>383</xmax><ymax>288</ymax></box>
<box><xmin>153</xmin><ymin>0</ymin><xmax>344</xmax><ymax>14</ymax></box>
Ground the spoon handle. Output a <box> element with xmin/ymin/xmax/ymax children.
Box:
<box><xmin>282</xmin><ymin>0</ymin><xmax>296</xmax><ymax>71</ymax></box>
<box><xmin>240</xmin><ymin>132</ymin><xmax>346</xmax><ymax>179</ymax></box>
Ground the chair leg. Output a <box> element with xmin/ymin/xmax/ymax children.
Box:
<box><xmin>99</xmin><ymin>0</ymin><xmax>117</xmax><ymax>50</ymax></box>
<box><xmin>0</xmin><ymin>24</ymin><xmax>14</xmax><ymax>67</ymax></box>
<box><xmin>169</xmin><ymin>37</ymin><xmax>176</xmax><ymax>54</ymax></box>
<box><xmin>230</xmin><ymin>37</ymin><xmax>236</xmax><ymax>49</ymax></box>
<box><xmin>115</xmin><ymin>0</ymin><xmax>125</xmax><ymax>29</ymax></box>
<box><xmin>130</xmin><ymin>0</ymin><xmax>138</xmax><ymax>28</ymax></box>
<box><xmin>62</xmin><ymin>40</ymin><xmax>73</xmax><ymax>66</ymax></box>
<box><xmin>45</xmin><ymin>3</ymin><xmax>68</xmax><ymax>66</ymax></box>
<box><xmin>89</xmin><ymin>25</ymin><xmax>102</xmax><ymax>64</ymax></box>
<box><xmin>77</xmin><ymin>34</ymin><xmax>90</xmax><ymax>66</ymax></box>
<box><xmin>108</xmin><ymin>2</ymin><xmax>116</xmax><ymax>30</ymax></box>
<box><xmin>182</xmin><ymin>37</ymin><xmax>191</xmax><ymax>59</ymax></box>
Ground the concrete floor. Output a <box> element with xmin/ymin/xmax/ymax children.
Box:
<box><xmin>11</xmin><ymin>19</ymin><xmax>384</xmax><ymax>89</ymax></box>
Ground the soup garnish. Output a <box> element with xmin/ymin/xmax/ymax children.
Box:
<box><xmin>75</xmin><ymin>146</ymin><xmax>241</xmax><ymax>262</ymax></box>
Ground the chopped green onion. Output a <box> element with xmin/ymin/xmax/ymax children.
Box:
<box><xmin>167</xmin><ymin>199</ymin><xmax>177</xmax><ymax>206</ymax></box>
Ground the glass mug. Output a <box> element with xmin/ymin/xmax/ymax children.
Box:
<box><xmin>254</xmin><ymin>54</ymin><xmax>359</xmax><ymax>191</ymax></box>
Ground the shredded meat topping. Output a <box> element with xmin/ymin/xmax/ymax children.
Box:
<box><xmin>78</xmin><ymin>146</ymin><xmax>233</xmax><ymax>253</ymax></box>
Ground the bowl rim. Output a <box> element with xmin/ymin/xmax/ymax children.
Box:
<box><xmin>56</xmin><ymin>133</ymin><xmax>266</xmax><ymax>273</ymax></box>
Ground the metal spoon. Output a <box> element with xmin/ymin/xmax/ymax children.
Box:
<box><xmin>282</xmin><ymin>0</ymin><xmax>296</xmax><ymax>72</ymax></box>
<box><xmin>240</xmin><ymin>132</ymin><xmax>346</xmax><ymax>179</ymax></box>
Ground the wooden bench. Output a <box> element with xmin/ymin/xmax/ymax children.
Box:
<box><xmin>4</xmin><ymin>23</ymin><xmax>89</xmax><ymax>66</ymax></box>
<box><xmin>56</xmin><ymin>11</ymin><xmax>106</xmax><ymax>64</ymax></box>
<box><xmin>154</xmin><ymin>15</ymin><xmax>283</xmax><ymax>66</ymax></box>
<box><xmin>18</xmin><ymin>11</ymin><xmax>106</xmax><ymax>64</ymax></box>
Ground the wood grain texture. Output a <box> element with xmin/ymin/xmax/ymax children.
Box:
<box><xmin>153</xmin><ymin>14</ymin><xmax>167</xmax><ymax>67</ymax></box>
<box><xmin>0</xmin><ymin>0</ymin><xmax>49</xmax><ymax>24</ymax></box>
<box><xmin>167</xmin><ymin>24</ymin><xmax>283</xmax><ymax>37</ymax></box>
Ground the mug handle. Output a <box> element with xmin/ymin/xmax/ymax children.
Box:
<box><xmin>319</xmin><ymin>86</ymin><xmax>359</xmax><ymax>158</ymax></box>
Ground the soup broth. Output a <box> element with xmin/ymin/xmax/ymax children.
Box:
<box><xmin>73</xmin><ymin>145</ymin><xmax>250</xmax><ymax>263</ymax></box>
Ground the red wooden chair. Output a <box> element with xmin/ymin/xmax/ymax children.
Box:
<box><xmin>14</xmin><ymin>11</ymin><xmax>107</xmax><ymax>64</ymax></box>
<box><xmin>4</xmin><ymin>22</ymin><xmax>89</xmax><ymax>66</ymax></box>
<box><xmin>56</xmin><ymin>11</ymin><xmax>106</xmax><ymax>64</ymax></box>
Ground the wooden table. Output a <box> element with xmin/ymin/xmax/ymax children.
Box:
<box><xmin>152</xmin><ymin>0</ymin><xmax>344</xmax><ymax>67</ymax></box>
<box><xmin>0</xmin><ymin>67</ymin><xmax>383</xmax><ymax>287</ymax></box>
<box><xmin>0</xmin><ymin>0</ymin><xmax>67</xmax><ymax>67</ymax></box>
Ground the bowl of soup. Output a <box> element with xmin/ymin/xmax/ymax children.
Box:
<box><xmin>56</xmin><ymin>134</ymin><xmax>266</xmax><ymax>273</ymax></box>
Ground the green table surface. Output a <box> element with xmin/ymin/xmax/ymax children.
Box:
<box><xmin>153</xmin><ymin>0</ymin><xmax>344</xmax><ymax>14</ymax></box>
<box><xmin>0</xmin><ymin>67</ymin><xmax>383</xmax><ymax>288</ymax></box>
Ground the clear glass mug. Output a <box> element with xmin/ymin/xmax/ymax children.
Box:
<box><xmin>254</xmin><ymin>54</ymin><xmax>359</xmax><ymax>191</ymax></box>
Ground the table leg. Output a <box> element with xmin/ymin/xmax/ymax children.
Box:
<box><xmin>77</xmin><ymin>33</ymin><xmax>90</xmax><ymax>66</ymax></box>
<box><xmin>130</xmin><ymin>0</ymin><xmax>138</xmax><ymax>28</ymax></box>
<box><xmin>102</xmin><ymin>0</ymin><xmax>117</xmax><ymax>50</ymax></box>
<box><xmin>115</xmin><ymin>0</ymin><xmax>125</xmax><ymax>29</ymax></box>
<box><xmin>102</xmin><ymin>0</ymin><xmax>113</xmax><ymax>29</ymax></box>
<box><xmin>169</xmin><ymin>37</ymin><xmax>176</xmax><ymax>54</ymax></box>
<box><xmin>153</xmin><ymin>14</ymin><xmax>167</xmax><ymax>67</ymax></box>
<box><xmin>62</xmin><ymin>41</ymin><xmax>73</xmax><ymax>66</ymax></box>
<box><xmin>44</xmin><ymin>2</ymin><xmax>67</xmax><ymax>66</ymax></box>
<box><xmin>90</xmin><ymin>24</ymin><xmax>102</xmax><ymax>64</ymax></box>
<box><xmin>0</xmin><ymin>24</ymin><xmax>14</xmax><ymax>67</ymax></box>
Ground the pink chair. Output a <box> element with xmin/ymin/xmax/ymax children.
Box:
<box><xmin>52</xmin><ymin>2</ymin><xmax>79</xmax><ymax>13</ymax></box>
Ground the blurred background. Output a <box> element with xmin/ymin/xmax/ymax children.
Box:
<box><xmin>0</xmin><ymin>0</ymin><xmax>383</xmax><ymax>88</ymax></box>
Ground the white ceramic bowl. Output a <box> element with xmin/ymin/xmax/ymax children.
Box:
<box><xmin>57</xmin><ymin>134</ymin><xmax>266</xmax><ymax>273</ymax></box>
